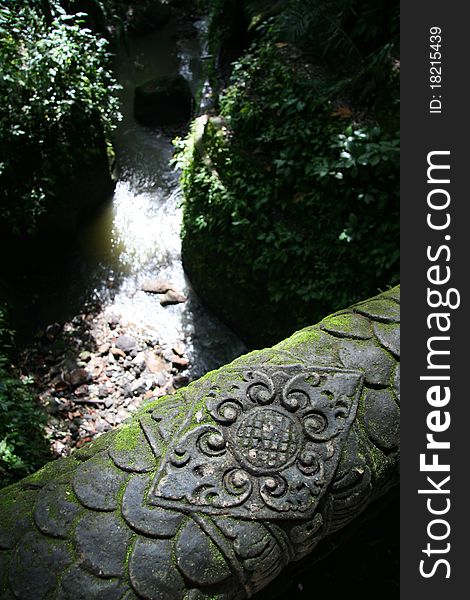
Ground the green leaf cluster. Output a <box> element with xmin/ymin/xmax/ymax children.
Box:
<box><xmin>0</xmin><ymin>304</ymin><xmax>49</xmax><ymax>489</ymax></box>
<box><xmin>176</xmin><ymin>31</ymin><xmax>399</xmax><ymax>344</ymax></box>
<box><xmin>274</xmin><ymin>0</ymin><xmax>398</xmax><ymax>65</ymax></box>
<box><xmin>0</xmin><ymin>0</ymin><xmax>121</xmax><ymax>234</ymax></box>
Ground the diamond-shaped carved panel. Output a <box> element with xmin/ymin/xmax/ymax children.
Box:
<box><xmin>148</xmin><ymin>365</ymin><xmax>363</xmax><ymax>520</ymax></box>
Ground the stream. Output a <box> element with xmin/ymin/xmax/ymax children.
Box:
<box><xmin>19</xmin><ymin>16</ymin><xmax>245</xmax><ymax>457</ymax></box>
<box><xmin>84</xmin><ymin>18</ymin><xmax>245</xmax><ymax>377</ymax></box>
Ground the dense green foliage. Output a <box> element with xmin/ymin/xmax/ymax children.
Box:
<box><xmin>177</xmin><ymin>0</ymin><xmax>399</xmax><ymax>345</ymax></box>
<box><xmin>0</xmin><ymin>305</ymin><xmax>49</xmax><ymax>489</ymax></box>
<box><xmin>275</xmin><ymin>0</ymin><xmax>398</xmax><ymax>60</ymax></box>
<box><xmin>0</xmin><ymin>0</ymin><xmax>120</xmax><ymax>235</ymax></box>
<box><xmin>273</xmin><ymin>0</ymin><xmax>399</xmax><ymax>112</ymax></box>
<box><xmin>0</xmin><ymin>0</ymin><xmax>124</xmax><ymax>487</ymax></box>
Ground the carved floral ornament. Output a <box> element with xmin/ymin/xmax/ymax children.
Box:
<box><xmin>147</xmin><ymin>366</ymin><xmax>364</xmax><ymax>520</ymax></box>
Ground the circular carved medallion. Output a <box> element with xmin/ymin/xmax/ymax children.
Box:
<box><xmin>233</xmin><ymin>408</ymin><xmax>300</xmax><ymax>472</ymax></box>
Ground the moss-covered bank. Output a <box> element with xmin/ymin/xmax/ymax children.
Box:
<box><xmin>177</xmin><ymin>0</ymin><xmax>399</xmax><ymax>347</ymax></box>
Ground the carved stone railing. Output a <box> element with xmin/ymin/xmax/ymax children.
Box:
<box><xmin>0</xmin><ymin>286</ymin><xmax>400</xmax><ymax>600</ymax></box>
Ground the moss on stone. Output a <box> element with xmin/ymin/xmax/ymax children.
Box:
<box><xmin>115</xmin><ymin>474</ymin><xmax>132</xmax><ymax>530</ymax></box>
<box><xmin>20</xmin><ymin>456</ymin><xmax>80</xmax><ymax>489</ymax></box>
<box><xmin>124</xmin><ymin>532</ymin><xmax>137</xmax><ymax>572</ymax></box>
<box><xmin>276</xmin><ymin>327</ymin><xmax>323</xmax><ymax>350</ymax></box>
<box><xmin>380</xmin><ymin>285</ymin><xmax>400</xmax><ymax>302</ymax></box>
<box><xmin>354</xmin><ymin>297</ymin><xmax>400</xmax><ymax>322</ymax></box>
<box><xmin>322</xmin><ymin>314</ymin><xmax>354</xmax><ymax>329</ymax></box>
<box><xmin>0</xmin><ymin>486</ymin><xmax>36</xmax><ymax>540</ymax></box>
<box><xmin>0</xmin><ymin>287</ymin><xmax>400</xmax><ymax>600</ymax></box>
<box><xmin>73</xmin><ymin>430</ymin><xmax>117</xmax><ymax>461</ymax></box>
<box><xmin>113</xmin><ymin>422</ymin><xmax>142</xmax><ymax>453</ymax></box>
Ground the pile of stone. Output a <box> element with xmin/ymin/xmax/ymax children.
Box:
<box><xmin>22</xmin><ymin>302</ymin><xmax>191</xmax><ymax>458</ymax></box>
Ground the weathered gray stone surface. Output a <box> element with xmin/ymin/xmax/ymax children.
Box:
<box><xmin>0</xmin><ymin>286</ymin><xmax>400</xmax><ymax>599</ymax></box>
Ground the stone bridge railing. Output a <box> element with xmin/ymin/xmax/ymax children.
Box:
<box><xmin>0</xmin><ymin>286</ymin><xmax>400</xmax><ymax>600</ymax></box>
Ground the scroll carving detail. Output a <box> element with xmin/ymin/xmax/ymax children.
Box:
<box><xmin>149</xmin><ymin>366</ymin><xmax>363</xmax><ymax>520</ymax></box>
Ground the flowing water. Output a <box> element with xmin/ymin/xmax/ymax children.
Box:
<box><xmin>16</xmin><ymin>18</ymin><xmax>244</xmax><ymax>381</ymax></box>
<box><xmin>77</xmin><ymin>19</ymin><xmax>245</xmax><ymax>378</ymax></box>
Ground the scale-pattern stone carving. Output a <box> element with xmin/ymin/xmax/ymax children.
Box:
<box><xmin>0</xmin><ymin>286</ymin><xmax>400</xmax><ymax>599</ymax></box>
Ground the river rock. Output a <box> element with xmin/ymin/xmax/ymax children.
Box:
<box><xmin>78</xmin><ymin>351</ymin><xmax>92</xmax><ymax>362</ymax></box>
<box><xmin>97</xmin><ymin>385</ymin><xmax>111</xmax><ymax>399</ymax></box>
<box><xmin>171</xmin><ymin>354</ymin><xmax>189</xmax><ymax>369</ymax></box>
<box><xmin>145</xmin><ymin>351</ymin><xmax>169</xmax><ymax>374</ymax></box>
<box><xmin>173</xmin><ymin>374</ymin><xmax>189</xmax><ymax>389</ymax></box>
<box><xmin>131</xmin><ymin>354</ymin><xmax>146</xmax><ymax>376</ymax></box>
<box><xmin>172</xmin><ymin>343</ymin><xmax>186</xmax><ymax>357</ymax></box>
<box><xmin>156</xmin><ymin>372</ymin><xmax>168</xmax><ymax>387</ymax></box>
<box><xmin>116</xmin><ymin>408</ymin><xmax>129</xmax><ymax>423</ymax></box>
<box><xmin>74</xmin><ymin>384</ymin><xmax>90</xmax><ymax>398</ymax></box>
<box><xmin>160</xmin><ymin>289</ymin><xmax>187</xmax><ymax>306</ymax></box>
<box><xmin>69</xmin><ymin>368</ymin><xmax>92</xmax><ymax>387</ymax></box>
<box><xmin>134</xmin><ymin>75</ymin><xmax>193</xmax><ymax>127</ymax></box>
<box><xmin>111</xmin><ymin>347</ymin><xmax>126</xmax><ymax>360</ymax></box>
<box><xmin>115</xmin><ymin>335</ymin><xmax>137</xmax><ymax>354</ymax></box>
<box><xmin>107</xmin><ymin>314</ymin><xmax>120</xmax><ymax>329</ymax></box>
<box><xmin>98</xmin><ymin>342</ymin><xmax>111</xmax><ymax>355</ymax></box>
<box><xmin>131</xmin><ymin>379</ymin><xmax>147</xmax><ymax>397</ymax></box>
<box><xmin>141</xmin><ymin>278</ymin><xmax>172</xmax><ymax>294</ymax></box>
